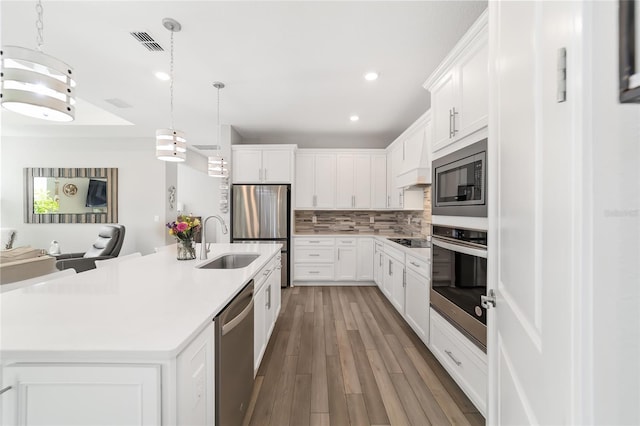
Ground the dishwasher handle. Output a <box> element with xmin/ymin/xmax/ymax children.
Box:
<box><xmin>221</xmin><ymin>281</ymin><xmax>254</xmax><ymax>336</ymax></box>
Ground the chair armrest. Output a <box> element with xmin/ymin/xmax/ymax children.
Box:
<box><xmin>54</xmin><ymin>252</ymin><xmax>86</xmax><ymax>260</ymax></box>
<box><xmin>56</xmin><ymin>256</ymin><xmax>116</xmax><ymax>273</ymax></box>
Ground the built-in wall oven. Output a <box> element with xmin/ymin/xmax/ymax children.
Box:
<box><xmin>430</xmin><ymin>225</ymin><xmax>487</xmax><ymax>351</ymax></box>
<box><xmin>432</xmin><ymin>138</ymin><xmax>487</xmax><ymax>217</ymax></box>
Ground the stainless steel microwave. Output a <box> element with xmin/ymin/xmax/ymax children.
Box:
<box><xmin>432</xmin><ymin>139</ymin><xmax>487</xmax><ymax>217</ymax></box>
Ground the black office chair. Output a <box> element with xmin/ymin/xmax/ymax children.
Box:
<box><xmin>55</xmin><ymin>225</ymin><xmax>126</xmax><ymax>273</ymax></box>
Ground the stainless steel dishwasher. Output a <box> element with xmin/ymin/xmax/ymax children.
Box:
<box><xmin>215</xmin><ymin>280</ymin><xmax>254</xmax><ymax>426</ymax></box>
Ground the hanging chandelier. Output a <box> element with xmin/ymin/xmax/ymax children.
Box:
<box><xmin>208</xmin><ymin>82</ymin><xmax>229</xmax><ymax>178</ymax></box>
<box><xmin>156</xmin><ymin>18</ymin><xmax>186</xmax><ymax>162</ymax></box>
<box><xmin>1</xmin><ymin>0</ymin><xmax>76</xmax><ymax>122</ymax></box>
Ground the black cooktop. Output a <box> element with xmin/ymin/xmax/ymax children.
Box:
<box><xmin>387</xmin><ymin>238</ymin><xmax>430</xmax><ymax>248</ymax></box>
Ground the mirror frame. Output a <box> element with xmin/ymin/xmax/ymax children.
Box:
<box><xmin>24</xmin><ymin>168</ymin><xmax>118</xmax><ymax>224</ymax></box>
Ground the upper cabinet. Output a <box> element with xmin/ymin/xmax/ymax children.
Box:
<box><xmin>232</xmin><ymin>145</ymin><xmax>296</xmax><ymax>183</ymax></box>
<box><xmin>295</xmin><ymin>150</ymin><xmax>386</xmax><ymax>210</ymax></box>
<box><xmin>424</xmin><ymin>11</ymin><xmax>488</xmax><ymax>154</ymax></box>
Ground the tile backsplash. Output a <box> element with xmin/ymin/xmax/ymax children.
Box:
<box><xmin>295</xmin><ymin>187</ymin><xmax>432</xmax><ymax>236</ymax></box>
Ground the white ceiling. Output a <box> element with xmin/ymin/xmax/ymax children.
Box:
<box><xmin>1</xmin><ymin>1</ymin><xmax>487</xmax><ymax>152</ymax></box>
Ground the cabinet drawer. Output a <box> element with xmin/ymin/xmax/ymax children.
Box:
<box><xmin>429</xmin><ymin>309</ymin><xmax>486</xmax><ymax>415</ymax></box>
<box><xmin>406</xmin><ymin>254</ymin><xmax>430</xmax><ymax>278</ymax></box>
<box><xmin>295</xmin><ymin>238</ymin><xmax>335</xmax><ymax>247</ymax></box>
<box><xmin>383</xmin><ymin>243</ymin><xmax>404</xmax><ymax>263</ymax></box>
<box><xmin>336</xmin><ymin>238</ymin><xmax>356</xmax><ymax>246</ymax></box>
<box><xmin>295</xmin><ymin>248</ymin><xmax>334</xmax><ymax>263</ymax></box>
<box><xmin>294</xmin><ymin>264</ymin><xmax>335</xmax><ymax>281</ymax></box>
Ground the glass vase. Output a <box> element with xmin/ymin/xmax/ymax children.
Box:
<box><xmin>177</xmin><ymin>239</ymin><xmax>196</xmax><ymax>260</ymax></box>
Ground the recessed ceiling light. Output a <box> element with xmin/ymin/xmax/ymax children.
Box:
<box><xmin>350</xmin><ymin>115</ymin><xmax>359</xmax><ymax>122</ymax></box>
<box><xmin>155</xmin><ymin>71</ymin><xmax>170</xmax><ymax>81</ymax></box>
<box><xmin>364</xmin><ymin>72</ymin><xmax>379</xmax><ymax>81</ymax></box>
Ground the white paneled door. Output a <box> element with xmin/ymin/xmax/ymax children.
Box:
<box><xmin>488</xmin><ymin>1</ymin><xmax>581</xmax><ymax>425</ymax></box>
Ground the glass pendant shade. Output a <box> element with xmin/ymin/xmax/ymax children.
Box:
<box><xmin>156</xmin><ymin>128</ymin><xmax>186</xmax><ymax>162</ymax></box>
<box><xmin>1</xmin><ymin>46</ymin><xmax>76</xmax><ymax>122</ymax></box>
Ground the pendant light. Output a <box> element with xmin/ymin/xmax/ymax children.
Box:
<box><xmin>207</xmin><ymin>82</ymin><xmax>229</xmax><ymax>177</ymax></box>
<box><xmin>156</xmin><ymin>18</ymin><xmax>186</xmax><ymax>162</ymax></box>
<box><xmin>1</xmin><ymin>0</ymin><xmax>76</xmax><ymax>122</ymax></box>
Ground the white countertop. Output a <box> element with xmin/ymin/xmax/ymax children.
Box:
<box><xmin>0</xmin><ymin>243</ymin><xmax>281</xmax><ymax>360</ymax></box>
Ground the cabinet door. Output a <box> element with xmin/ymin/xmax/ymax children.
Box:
<box><xmin>405</xmin><ymin>270</ymin><xmax>429</xmax><ymax>344</ymax></box>
<box><xmin>373</xmin><ymin>244</ymin><xmax>384</xmax><ymax>287</ymax></box>
<box><xmin>233</xmin><ymin>150</ymin><xmax>262</xmax><ymax>183</ymax></box>
<box><xmin>389</xmin><ymin>258</ymin><xmax>406</xmax><ymax>314</ymax></box>
<box><xmin>263</xmin><ymin>150</ymin><xmax>293</xmax><ymax>183</ymax></box>
<box><xmin>457</xmin><ymin>32</ymin><xmax>488</xmax><ymax>141</ymax></box>
<box><xmin>356</xmin><ymin>238</ymin><xmax>374</xmax><ymax>281</ymax></box>
<box><xmin>335</xmin><ymin>245</ymin><xmax>357</xmax><ymax>281</ymax></box>
<box><xmin>371</xmin><ymin>154</ymin><xmax>387</xmax><ymax>209</ymax></box>
<box><xmin>314</xmin><ymin>154</ymin><xmax>336</xmax><ymax>209</ymax></box>
<box><xmin>353</xmin><ymin>154</ymin><xmax>372</xmax><ymax>208</ymax></box>
<box><xmin>388</xmin><ymin>145</ymin><xmax>404</xmax><ymax>208</ymax></box>
<box><xmin>382</xmin><ymin>254</ymin><xmax>393</xmax><ymax>298</ymax></box>
<box><xmin>295</xmin><ymin>154</ymin><xmax>315</xmax><ymax>208</ymax></box>
<box><xmin>177</xmin><ymin>323</ymin><xmax>215</xmax><ymax>426</ymax></box>
<box><xmin>2</xmin><ymin>364</ymin><xmax>161</xmax><ymax>426</ymax></box>
<box><xmin>336</xmin><ymin>154</ymin><xmax>355</xmax><ymax>208</ymax></box>
<box><xmin>253</xmin><ymin>283</ymin><xmax>267</xmax><ymax>373</ymax></box>
<box><xmin>430</xmin><ymin>70</ymin><xmax>457</xmax><ymax>152</ymax></box>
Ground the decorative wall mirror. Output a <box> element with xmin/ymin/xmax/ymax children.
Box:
<box><xmin>24</xmin><ymin>168</ymin><xmax>118</xmax><ymax>223</ymax></box>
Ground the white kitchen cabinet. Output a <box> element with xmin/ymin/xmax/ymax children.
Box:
<box><xmin>382</xmin><ymin>244</ymin><xmax>405</xmax><ymax>311</ymax></box>
<box><xmin>232</xmin><ymin>145</ymin><xmax>295</xmax><ymax>183</ymax></box>
<box><xmin>177</xmin><ymin>322</ymin><xmax>215</xmax><ymax>426</ymax></box>
<box><xmin>295</xmin><ymin>153</ymin><xmax>336</xmax><ymax>209</ymax></box>
<box><xmin>253</xmin><ymin>255</ymin><xmax>281</xmax><ymax>374</ymax></box>
<box><xmin>387</xmin><ymin>144</ymin><xmax>404</xmax><ymax>209</ymax></box>
<box><xmin>373</xmin><ymin>241</ymin><xmax>384</xmax><ymax>288</ymax></box>
<box><xmin>335</xmin><ymin>238</ymin><xmax>357</xmax><ymax>281</ymax></box>
<box><xmin>371</xmin><ymin>154</ymin><xmax>387</xmax><ymax>209</ymax></box>
<box><xmin>293</xmin><ymin>237</ymin><xmax>336</xmax><ymax>281</ymax></box>
<box><xmin>2</xmin><ymin>363</ymin><xmax>161</xmax><ymax>425</ymax></box>
<box><xmin>336</xmin><ymin>154</ymin><xmax>371</xmax><ymax>209</ymax></box>
<box><xmin>404</xmin><ymin>254</ymin><xmax>430</xmax><ymax>345</ymax></box>
<box><xmin>356</xmin><ymin>238</ymin><xmax>374</xmax><ymax>281</ymax></box>
<box><xmin>424</xmin><ymin>13</ymin><xmax>488</xmax><ymax>154</ymax></box>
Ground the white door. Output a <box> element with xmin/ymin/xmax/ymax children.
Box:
<box><xmin>262</xmin><ymin>150</ymin><xmax>292</xmax><ymax>183</ymax></box>
<box><xmin>353</xmin><ymin>154</ymin><xmax>371</xmax><ymax>208</ymax></box>
<box><xmin>335</xmin><ymin>154</ymin><xmax>355</xmax><ymax>208</ymax></box>
<box><xmin>371</xmin><ymin>154</ymin><xmax>387</xmax><ymax>209</ymax></box>
<box><xmin>314</xmin><ymin>154</ymin><xmax>336</xmax><ymax>209</ymax></box>
<box><xmin>295</xmin><ymin>154</ymin><xmax>315</xmax><ymax>208</ymax></box>
<box><xmin>232</xmin><ymin>150</ymin><xmax>262</xmax><ymax>183</ymax></box>
<box><xmin>335</xmin><ymin>245</ymin><xmax>356</xmax><ymax>281</ymax></box>
<box><xmin>488</xmin><ymin>1</ymin><xmax>578</xmax><ymax>424</ymax></box>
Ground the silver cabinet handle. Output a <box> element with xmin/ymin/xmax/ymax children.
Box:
<box><xmin>263</xmin><ymin>269</ymin><xmax>271</xmax><ymax>276</ymax></box>
<box><xmin>266</xmin><ymin>286</ymin><xmax>272</xmax><ymax>309</ymax></box>
<box><xmin>0</xmin><ymin>385</ymin><xmax>12</xmax><ymax>396</ymax></box>
<box><xmin>445</xmin><ymin>349</ymin><xmax>462</xmax><ymax>366</ymax></box>
<box><xmin>389</xmin><ymin>259</ymin><xmax>392</xmax><ymax>276</ymax></box>
<box><xmin>399</xmin><ymin>192</ymin><xmax>403</xmax><ymax>207</ymax></box>
<box><xmin>409</xmin><ymin>261</ymin><xmax>420</xmax><ymax>267</ymax></box>
<box><xmin>308</xmin><ymin>254</ymin><xmax>320</xmax><ymax>257</ymax></box>
<box><xmin>402</xmin><ymin>269</ymin><xmax>406</xmax><ymax>287</ymax></box>
<box><xmin>449</xmin><ymin>109</ymin><xmax>453</xmax><ymax>138</ymax></box>
<box><xmin>309</xmin><ymin>240</ymin><xmax>320</xmax><ymax>243</ymax></box>
<box><xmin>337</xmin><ymin>248</ymin><xmax>340</xmax><ymax>261</ymax></box>
<box><xmin>451</xmin><ymin>107</ymin><xmax>458</xmax><ymax>137</ymax></box>
<box><xmin>309</xmin><ymin>271</ymin><xmax>320</xmax><ymax>274</ymax></box>
<box><xmin>379</xmin><ymin>254</ymin><xmax>382</xmax><ymax>266</ymax></box>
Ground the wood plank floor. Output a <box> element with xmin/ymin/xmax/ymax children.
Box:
<box><xmin>244</xmin><ymin>286</ymin><xmax>485</xmax><ymax>426</ymax></box>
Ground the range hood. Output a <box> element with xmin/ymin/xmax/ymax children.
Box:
<box><xmin>396</xmin><ymin>166</ymin><xmax>431</xmax><ymax>188</ymax></box>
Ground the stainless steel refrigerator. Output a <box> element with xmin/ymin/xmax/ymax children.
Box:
<box><xmin>231</xmin><ymin>184</ymin><xmax>290</xmax><ymax>287</ymax></box>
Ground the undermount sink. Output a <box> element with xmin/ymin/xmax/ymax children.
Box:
<box><xmin>197</xmin><ymin>254</ymin><xmax>260</xmax><ymax>270</ymax></box>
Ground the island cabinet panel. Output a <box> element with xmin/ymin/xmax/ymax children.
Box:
<box><xmin>176</xmin><ymin>322</ymin><xmax>215</xmax><ymax>426</ymax></box>
<box><xmin>254</xmin><ymin>254</ymin><xmax>282</xmax><ymax>374</ymax></box>
<box><xmin>2</xmin><ymin>363</ymin><xmax>161</xmax><ymax>425</ymax></box>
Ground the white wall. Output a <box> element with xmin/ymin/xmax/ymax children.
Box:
<box><xmin>0</xmin><ymin>137</ymin><xmax>171</xmax><ymax>255</ymax></box>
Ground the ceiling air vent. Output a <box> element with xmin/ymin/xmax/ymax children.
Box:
<box><xmin>104</xmin><ymin>98</ymin><xmax>132</xmax><ymax>108</ymax></box>
<box><xmin>192</xmin><ymin>145</ymin><xmax>223</xmax><ymax>151</ymax></box>
<box><xmin>130</xmin><ymin>31</ymin><xmax>164</xmax><ymax>51</ymax></box>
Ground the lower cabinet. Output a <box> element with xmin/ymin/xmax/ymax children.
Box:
<box><xmin>254</xmin><ymin>254</ymin><xmax>282</xmax><ymax>374</ymax></box>
<box><xmin>404</xmin><ymin>254</ymin><xmax>431</xmax><ymax>345</ymax></box>
<box><xmin>429</xmin><ymin>308</ymin><xmax>487</xmax><ymax>416</ymax></box>
<box><xmin>373</xmin><ymin>241</ymin><xmax>384</xmax><ymax>288</ymax></box>
<box><xmin>294</xmin><ymin>237</ymin><xmax>375</xmax><ymax>283</ymax></box>
<box><xmin>2</xmin><ymin>363</ymin><xmax>162</xmax><ymax>425</ymax></box>
<box><xmin>383</xmin><ymin>244</ymin><xmax>405</xmax><ymax>312</ymax></box>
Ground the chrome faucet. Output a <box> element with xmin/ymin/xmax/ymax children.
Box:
<box><xmin>200</xmin><ymin>215</ymin><xmax>229</xmax><ymax>259</ymax></box>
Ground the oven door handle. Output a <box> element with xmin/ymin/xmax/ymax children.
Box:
<box><xmin>432</xmin><ymin>238</ymin><xmax>487</xmax><ymax>259</ymax></box>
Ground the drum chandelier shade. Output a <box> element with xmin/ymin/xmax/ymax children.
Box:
<box><xmin>156</xmin><ymin>18</ymin><xmax>186</xmax><ymax>163</ymax></box>
<box><xmin>156</xmin><ymin>129</ymin><xmax>187</xmax><ymax>162</ymax></box>
<box><xmin>208</xmin><ymin>82</ymin><xmax>229</xmax><ymax>178</ymax></box>
<box><xmin>0</xmin><ymin>2</ymin><xmax>76</xmax><ymax>122</ymax></box>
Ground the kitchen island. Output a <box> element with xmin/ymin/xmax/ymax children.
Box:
<box><xmin>0</xmin><ymin>242</ymin><xmax>282</xmax><ymax>426</ymax></box>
